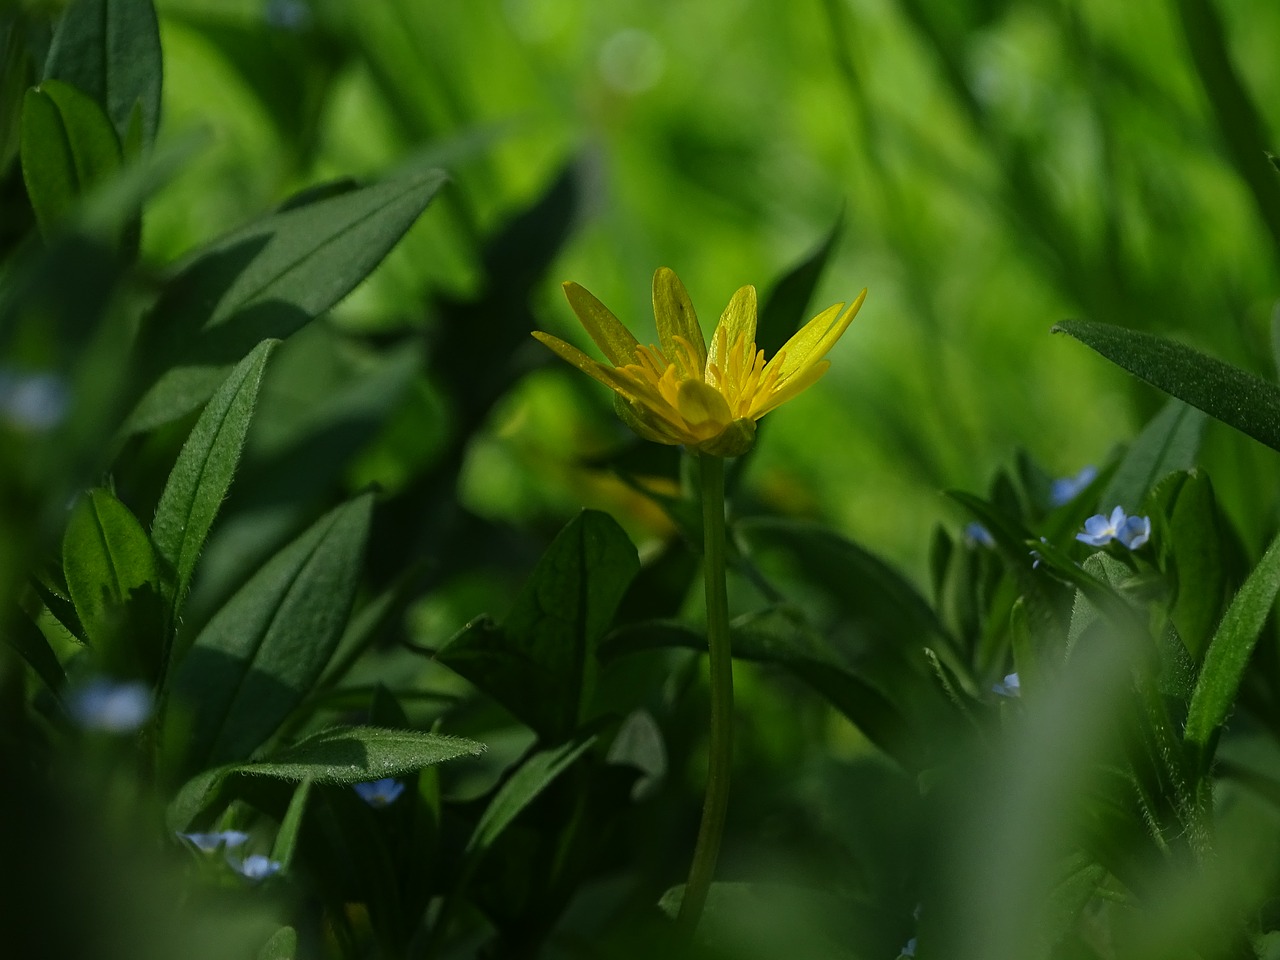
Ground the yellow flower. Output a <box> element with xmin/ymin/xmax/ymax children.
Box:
<box><xmin>533</xmin><ymin>267</ymin><xmax>866</xmax><ymax>457</ymax></box>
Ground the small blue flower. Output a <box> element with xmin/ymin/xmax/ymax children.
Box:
<box><xmin>964</xmin><ymin>522</ymin><xmax>995</xmax><ymax>548</ymax></box>
<box><xmin>1076</xmin><ymin>506</ymin><xmax>1127</xmax><ymax>547</ymax></box>
<box><xmin>1117</xmin><ymin>514</ymin><xmax>1151</xmax><ymax>550</ymax></box>
<box><xmin>67</xmin><ymin>678</ymin><xmax>152</xmax><ymax>732</ymax></box>
<box><xmin>900</xmin><ymin>937</ymin><xmax>917</xmax><ymax>958</ymax></box>
<box><xmin>228</xmin><ymin>853</ymin><xmax>282</xmax><ymax>882</ymax></box>
<box><xmin>1076</xmin><ymin>506</ymin><xmax>1151</xmax><ymax>550</ymax></box>
<box><xmin>354</xmin><ymin>778</ymin><xmax>406</xmax><ymax>808</ymax></box>
<box><xmin>179</xmin><ymin>830</ymin><xmax>250</xmax><ymax>853</ymax></box>
<box><xmin>265</xmin><ymin>0</ymin><xmax>311</xmax><ymax>30</ymax></box>
<box><xmin>992</xmin><ymin>673</ymin><xmax>1021</xmax><ymax>698</ymax></box>
<box><xmin>1050</xmin><ymin>465</ymin><xmax>1097</xmax><ymax>506</ymax></box>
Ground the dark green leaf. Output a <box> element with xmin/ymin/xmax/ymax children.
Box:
<box><xmin>20</xmin><ymin>81</ymin><xmax>121</xmax><ymax>236</ymax></box>
<box><xmin>167</xmin><ymin>725</ymin><xmax>484</xmax><ymax>830</ymax></box>
<box><xmin>756</xmin><ymin>209</ymin><xmax>844</xmax><ymax>357</ymax></box>
<box><xmin>151</xmin><ymin>340</ymin><xmax>277</xmax><ymax>613</ymax></box>
<box><xmin>62</xmin><ymin>488</ymin><xmax>162</xmax><ymax>649</ymax></box>
<box><xmin>43</xmin><ymin>0</ymin><xmax>163</xmax><ymax>144</ymax></box>
<box><xmin>1099</xmin><ymin>400</ymin><xmax>1205</xmax><ymax>511</ymax></box>
<box><xmin>129</xmin><ymin>169</ymin><xmax>447</xmax><ymax>431</ymax></box>
<box><xmin>1164</xmin><ymin>472</ymin><xmax>1228</xmax><ymax>661</ymax></box>
<box><xmin>1184</xmin><ymin>529</ymin><xmax>1280</xmax><ymax>760</ymax></box>
<box><xmin>4</xmin><ymin>614</ymin><xmax>67</xmax><ymax>695</ymax></box>
<box><xmin>1054</xmin><ymin>319</ymin><xmax>1280</xmax><ymax>454</ymax></box>
<box><xmin>270</xmin><ymin>779</ymin><xmax>311</xmax><ymax>871</ymax></box>
<box><xmin>466</xmin><ymin>734</ymin><xmax>597</xmax><ymax>856</ymax></box>
<box><xmin>604</xmin><ymin>608</ymin><xmax>922</xmax><ymax>769</ymax></box>
<box><xmin>168</xmin><ymin>495</ymin><xmax>373</xmax><ymax>768</ymax></box>
<box><xmin>437</xmin><ymin>510</ymin><xmax>639</xmax><ymax>741</ymax></box>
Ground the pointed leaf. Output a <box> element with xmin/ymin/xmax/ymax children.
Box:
<box><xmin>1054</xmin><ymin>320</ymin><xmax>1280</xmax><ymax>454</ymax></box>
<box><xmin>62</xmin><ymin>488</ymin><xmax>162</xmax><ymax>649</ymax></box>
<box><xmin>20</xmin><ymin>81</ymin><xmax>122</xmax><ymax>236</ymax></box>
<box><xmin>151</xmin><ymin>340</ymin><xmax>277</xmax><ymax>613</ymax></box>
<box><xmin>466</xmin><ymin>733</ymin><xmax>597</xmax><ymax>856</ymax></box>
<box><xmin>270</xmin><ymin>779</ymin><xmax>311</xmax><ymax>871</ymax></box>
<box><xmin>43</xmin><ymin>0</ymin><xmax>162</xmax><ymax>144</ymax></box>
<box><xmin>168</xmin><ymin>495</ymin><xmax>373</xmax><ymax>768</ymax></box>
<box><xmin>129</xmin><ymin>169</ymin><xmax>447</xmax><ymax>431</ymax></box>
<box><xmin>437</xmin><ymin>510</ymin><xmax>639</xmax><ymax>741</ymax></box>
<box><xmin>1184</xmin><ymin>529</ymin><xmax>1280</xmax><ymax>761</ymax></box>
<box><xmin>1099</xmin><ymin>400</ymin><xmax>1205</xmax><ymax>511</ymax></box>
<box><xmin>167</xmin><ymin>725</ymin><xmax>484</xmax><ymax>830</ymax></box>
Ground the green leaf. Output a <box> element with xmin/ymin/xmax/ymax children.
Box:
<box><xmin>62</xmin><ymin>488</ymin><xmax>163</xmax><ymax>655</ymax></box>
<box><xmin>1184</xmin><ymin>529</ymin><xmax>1280</xmax><ymax>761</ymax></box>
<box><xmin>168</xmin><ymin>495</ymin><xmax>373</xmax><ymax>768</ymax></box>
<box><xmin>167</xmin><ymin>725</ymin><xmax>484</xmax><ymax>830</ymax></box>
<box><xmin>603</xmin><ymin>609</ymin><xmax>922</xmax><ymax>769</ymax></box>
<box><xmin>4</xmin><ymin>614</ymin><xmax>67</xmax><ymax>695</ymax></box>
<box><xmin>437</xmin><ymin>510</ymin><xmax>639</xmax><ymax>741</ymax></box>
<box><xmin>128</xmin><ymin>169</ymin><xmax>447</xmax><ymax>432</ymax></box>
<box><xmin>466</xmin><ymin>734</ymin><xmax>597</xmax><ymax>856</ymax></box>
<box><xmin>1164</xmin><ymin>472</ymin><xmax>1228</xmax><ymax>661</ymax></box>
<box><xmin>20</xmin><ymin>81</ymin><xmax>122</xmax><ymax>236</ymax></box>
<box><xmin>1054</xmin><ymin>320</ymin><xmax>1280</xmax><ymax>454</ymax></box>
<box><xmin>151</xmin><ymin>340</ymin><xmax>277</xmax><ymax>613</ymax></box>
<box><xmin>756</xmin><ymin>209</ymin><xmax>844</xmax><ymax>357</ymax></box>
<box><xmin>270</xmin><ymin>779</ymin><xmax>311</xmax><ymax>872</ymax></box>
<box><xmin>257</xmin><ymin>928</ymin><xmax>297</xmax><ymax>960</ymax></box>
<box><xmin>1099</xmin><ymin>400</ymin><xmax>1205</xmax><ymax>511</ymax></box>
<box><xmin>43</xmin><ymin>0</ymin><xmax>163</xmax><ymax>145</ymax></box>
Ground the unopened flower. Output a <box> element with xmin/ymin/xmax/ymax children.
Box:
<box><xmin>1076</xmin><ymin>506</ymin><xmax>1150</xmax><ymax>550</ymax></box>
<box><xmin>68</xmin><ymin>678</ymin><xmax>152</xmax><ymax>732</ymax></box>
<box><xmin>179</xmin><ymin>830</ymin><xmax>250</xmax><ymax>853</ymax></box>
<box><xmin>533</xmin><ymin>268</ymin><xmax>865</xmax><ymax>457</ymax></box>
<box><xmin>353</xmin><ymin>778</ymin><xmax>405</xmax><ymax>808</ymax></box>
<box><xmin>228</xmin><ymin>853</ymin><xmax>281</xmax><ymax>882</ymax></box>
<box><xmin>1050</xmin><ymin>465</ymin><xmax>1097</xmax><ymax>506</ymax></box>
<box><xmin>992</xmin><ymin>673</ymin><xmax>1021</xmax><ymax>698</ymax></box>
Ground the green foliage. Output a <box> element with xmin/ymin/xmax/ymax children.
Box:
<box><xmin>9</xmin><ymin>1</ymin><xmax>1280</xmax><ymax>958</ymax></box>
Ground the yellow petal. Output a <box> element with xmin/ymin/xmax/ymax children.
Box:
<box><xmin>707</xmin><ymin>285</ymin><xmax>756</xmax><ymax>390</ymax></box>
<box><xmin>774</xmin><ymin>288</ymin><xmax>865</xmax><ymax>381</ymax></box>
<box><xmin>562</xmin><ymin>282</ymin><xmax>639</xmax><ymax>366</ymax></box>
<box><xmin>652</xmin><ymin>267</ymin><xmax>707</xmax><ymax>379</ymax></box>
<box><xmin>613</xmin><ymin>394</ymin><xmax>686</xmax><ymax>445</ymax></box>
<box><xmin>532</xmin><ymin>331</ymin><xmax>635</xmax><ymax>399</ymax></box>
<box><xmin>675</xmin><ymin>378</ymin><xmax>733</xmax><ymax>438</ymax></box>
<box><xmin>749</xmin><ymin>360</ymin><xmax>830</xmax><ymax>418</ymax></box>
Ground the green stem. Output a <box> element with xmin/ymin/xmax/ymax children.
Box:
<box><xmin>677</xmin><ymin>454</ymin><xmax>734</xmax><ymax>934</ymax></box>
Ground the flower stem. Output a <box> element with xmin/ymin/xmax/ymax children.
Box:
<box><xmin>677</xmin><ymin>453</ymin><xmax>734</xmax><ymax>935</ymax></box>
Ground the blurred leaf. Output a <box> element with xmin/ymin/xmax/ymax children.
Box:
<box><xmin>1099</xmin><ymin>400</ymin><xmax>1205</xmax><ymax>511</ymax></box>
<box><xmin>43</xmin><ymin>0</ymin><xmax>162</xmax><ymax>145</ymax></box>
<box><xmin>62</xmin><ymin>488</ymin><xmax>163</xmax><ymax>648</ymax></box>
<box><xmin>735</xmin><ymin>516</ymin><xmax>955</xmax><ymax>653</ymax></box>
<box><xmin>151</xmin><ymin>340</ymin><xmax>277</xmax><ymax>615</ymax></box>
<box><xmin>604</xmin><ymin>608</ymin><xmax>921</xmax><ymax>769</ymax></box>
<box><xmin>438</xmin><ymin>510</ymin><xmax>639</xmax><ymax>742</ymax></box>
<box><xmin>4</xmin><ymin>613</ymin><xmax>66</xmax><ymax>695</ymax></box>
<box><xmin>756</xmin><ymin>210</ymin><xmax>844</xmax><ymax>359</ymax></box>
<box><xmin>20</xmin><ymin>81</ymin><xmax>121</xmax><ymax>237</ymax></box>
<box><xmin>1055</xmin><ymin>320</ymin><xmax>1280</xmax><ymax>454</ymax></box>
<box><xmin>466</xmin><ymin>733</ymin><xmax>597</xmax><ymax>856</ymax></box>
<box><xmin>1164</xmin><ymin>472</ymin><xmax>1228</xmax><ymax>661</ymax></box>
<box><xmin>168</xmin><ymin>494</ymin><xmax>373</xmax><ymax>769</ymax></box>
<box><xmin>256</xmin><ymin>927</ymin><xmax>297</xmax><ymax>960</ymax></box>
<box><xmin>270</xmin><ymin>779</ymin><xmax>311</xmax><ymax>872</ymax></box>
<box><xmin>168</xmin><ymin>725</ymin><xmax>485</xmax><ymax>830</ymax></box>
<box><xmin>1184</xmin><ymin>529</ymin><xmax>1280</xmax><ymax>763</ymax></box>
<box><xmin>130</xmin><ymin>168</ymin><xmax>447</xmax><ymax>431</ymax></box>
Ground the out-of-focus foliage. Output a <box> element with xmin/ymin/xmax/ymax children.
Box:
<box><xmin>7</xmin><ymin>0</ymin><xmax>1280</xmax><ymax>958</ymax></box>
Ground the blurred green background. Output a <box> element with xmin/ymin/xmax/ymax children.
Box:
<box><xmin>117</xmin><ymin>0</ymin><xmax>1280</xmax><ymax>572</ymax></box>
